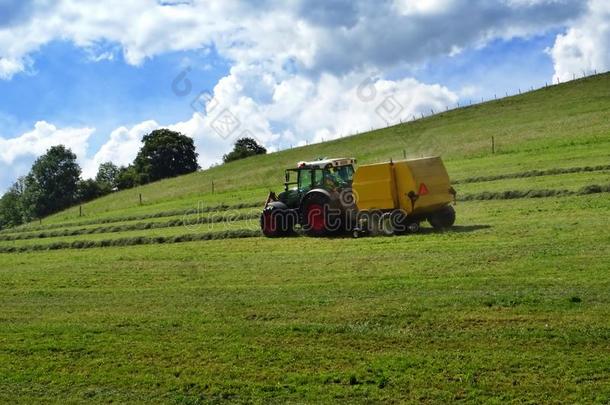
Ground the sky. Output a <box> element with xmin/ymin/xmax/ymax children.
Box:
<box><xmin>0</xmin><ymin>0</ymin><xmax>609</xmax><ymax>192</ymax></box>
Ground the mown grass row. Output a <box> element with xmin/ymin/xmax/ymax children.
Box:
<box><xmin>0</xmin><ymin>211</ymin><xmax>260</xmax><ymax>241</ymax></box>
<box><xmin>3</xmin><ymin>183</ymin><xmax>608</xmax><ymax>244</ymax></box>
<box><xmin>459</xmin><ymin>183</ymin><xmax>610</xmax><ymax>201</ymax></box>
<box><xmin>0</xmin><ymin>229</ymin><xmax>261</xmax><ymax>253</ymax></box>
<box><xmin>453</xmin><ymin>164</ymin><xmax>610</xmax><ymax>184</ymax></box>
<box><xmin>1</xmin><ymin>201</ymin><xmax>262</xmax><ymax>235</ymax></box>
<box><xmin>3</xmin><ymin>185</ymin><xmax>608</xmax><ymax>253</ymax></box>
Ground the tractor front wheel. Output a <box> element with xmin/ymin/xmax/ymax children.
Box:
<box><xmin>260</xmin><ymin>207</ymin><xmax>294</xmax><ymax>237</ymax></box>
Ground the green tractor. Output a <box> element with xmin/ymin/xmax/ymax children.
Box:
<box><xmin>260</xmin><ymin>158</ymin><xmax>357</xmax><ymax>237</ymax></box>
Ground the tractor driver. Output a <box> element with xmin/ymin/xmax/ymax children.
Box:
<box><xmin>323</xmin><ymin>170</ymin><xmax>343</xmax><ymax>189</ymax></box>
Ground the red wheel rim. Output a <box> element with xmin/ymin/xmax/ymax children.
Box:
<box><xmin>307</xmin><ymin>203</ymin><xmax>326</xmax><ymax>232</ymax></box>
<box><xmin>263</xmin><ymin>211</ymin><xmax>276</xmax><ymax>234</ymax></box>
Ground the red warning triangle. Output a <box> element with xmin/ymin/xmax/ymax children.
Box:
<box><xmin>418</xmin><ymin>183</ymin><xmax>429</xmax><ymax>195</ymax></box>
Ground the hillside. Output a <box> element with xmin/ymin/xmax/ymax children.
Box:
<box><xmin>0</xmin><ymin>74</ymin><xmax>608</xmax><ymax>402</ymax></box>
<box><xmin>20</xmin><ymin>72</ymin><xmax>610</xmax><ymax>226</ymax></box>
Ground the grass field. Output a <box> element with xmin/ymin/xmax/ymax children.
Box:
<box><xmin>0</xmin><ymin>74</ymin><xmax>609</xmax><ymax>403</ymax></box>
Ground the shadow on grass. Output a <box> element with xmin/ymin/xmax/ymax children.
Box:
<box><xmin>298</xmin><ymin>224</ymin><xmax>493</xmax><ymax>239</ymax></box>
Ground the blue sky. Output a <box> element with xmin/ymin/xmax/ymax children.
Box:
<box><xmin>0</xmin><ymin>0</ymin><xmax>607</xmax><ymax>193</ymax></box>
<box><xmin>0</xmin><ymin>41</ymin><xmax>229</xmax><ymax>151</ymax></box>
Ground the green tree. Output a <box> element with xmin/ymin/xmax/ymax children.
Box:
<box><xmin>77</xmin><ymin>179</ymin><xmax>104</xmax><ymax>203</ymax></box>
<box><xmin>134</xmin><ymin>129</ymin><xmax>199</xmax><ymax>183</ymax></box>
<box><xmin>21</xmin><ymin>145</ymin><xmax>81</xmax><ymax>218</ymax></box>
<box><xmin>0</xmin><ymin>178</ymin><xmax>26</xmax><ymax>228</ymax></box>
<box><xmin>116</xmin><ymin>165</ymin><xmax>140</xmax><ymax>190</ymax></box>
<box><xmin>95</xmin><ymin>162</ymin><xmax>120</xmax><ymax>193</ymax></box>
<box><xmin>223</xmin><ymin>137</ymin><xmax>267</xmax><ymax>163</ymax></box>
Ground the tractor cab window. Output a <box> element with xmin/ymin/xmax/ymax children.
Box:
<box><xmin>313</xmin><ymin>169</ymin><xmax>325</xmax><ymax>187</ymax></box>
<box><xmin>298</xmin><ymin>169</ymin><xmax>313</xmax><ymax>191</ymax></box>
<box><xmin>330</xmin><ymin>165</ymin><xmax>354</xmax><ymax>186</ymax></box>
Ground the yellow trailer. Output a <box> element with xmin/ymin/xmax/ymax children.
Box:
<box><xmin>352</xmin><ymin>157</ymin><xmax>456</xmax><ymax>234</ymax></box>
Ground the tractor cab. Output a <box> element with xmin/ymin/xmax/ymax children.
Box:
<box><xmin>279</xmin><ymin>158</ymin><xmax>356</xmax><ymax>208</ymax></box>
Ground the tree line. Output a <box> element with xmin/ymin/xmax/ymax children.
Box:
<box><xmin>0</xmin><ymin>129</ymin><xmax>267</xmax><ymax>229</ymax></box>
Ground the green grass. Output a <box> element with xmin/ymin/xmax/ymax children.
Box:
<box><xmin>1</xmin><ymin>74</ymin><xmax>609</xmax><ymax>403</ymax></box>
<box><xmin>0</xmin><ymin>195</ymin><xmax>608</xmax><ymax>402</ymax></box>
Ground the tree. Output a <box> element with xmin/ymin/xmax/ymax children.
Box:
<box><xmin>21</xmin><ymin>145</ymin><xmax>81</xmax><ymax>218</ymax></box>
<box><xmin>0</xmin><ymin>178</ymin><xmax>26</xmax><ymax>228</ymax></box>
<box><xmin>116</xmin><ymin>165</ymin><xmax>140</xmax><ymax>190</ymax></box>
<box><xmin>134</xmin><ymin>129</ymin><xmax>199</xmax><ymax>183</ymax></box>
<box><xmin>223</xmin><ymin>137</ymin><xmax>267</xmax><ymax>163</ymax></box>
<box><xmin>95</xmin><ymin>162</ymin><xmax>120</xmax><ymax>193</ymax></box>
<box><xmin>77</xmin><ymin>179</ymin><xmax>104</xmax><ymax>203</ymax></box>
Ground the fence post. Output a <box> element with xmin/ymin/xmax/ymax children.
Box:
<box><xmin>79</xmin><ymin>205</ymin><xmax>82</xmax><ymax>217</ymax></box>
<box><xmin>139</xmin><ymin>193</ymin><xmax>142</xmax><ymax>205</ymax></box>
<box><xmin>211</xmin><ymin>181</ymin><xmax>215</xmax><ymax>194</ymax></box>
<box><xmin>492</xmin><ymin>136</ymin><xmax>495</xmax><ymax>154</ymax></box>
<box><xmin>403</xmin><ymin>149</ymin><xmax>406</xmax><ymax>159</ymax></box>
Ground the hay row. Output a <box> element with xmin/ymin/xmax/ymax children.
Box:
<box><xmin>1</xmin><ymin>201</ymin><xmax>262</xmax><ymax>235</ymax></box>
<box><xmin>459</xmin><ymin>184</ymin><xmax>610</xmax><ymax>201</ymax></box>
<box><xmin>0</xmin><ymin>211</ymin><xmax>260</xmax><ymax>241</ymax></box>
<box><xmin>0</xmin><ymin>229</ymin><xmax>261</xmax><ymax>253</ymax></box>
<box><xmin>453</xmin><ymin>164</ymin><xmax>610</xmax><ymax>185</ymax></box>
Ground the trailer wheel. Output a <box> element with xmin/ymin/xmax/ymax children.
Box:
<box><xmin>428</xmin><ymin>205</ymin><xmax>456</xmax><ymax>230</ymax></box>
<box><xmin>302</xmin><ymin>195</ymin><xmax>331</xmax><ymax>237</ymax></box>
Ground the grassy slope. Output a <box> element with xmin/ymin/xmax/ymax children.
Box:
<box><xmin>0</xmin><ymin>195</ymin><xmax>608</xmax><ymax>402</ymax></box>
<box><xmin>0</xmin><ymin>75</ymin><xmax>609</xmax><ymax>403</ymax></box>
<box><xmin>37</xmin><ymin>72</ymin><xmax>610</xmax><ymax>225</ymax></box>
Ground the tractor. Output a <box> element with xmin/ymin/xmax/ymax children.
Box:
<box><xmin>260</xmin><ymin>156</ymin><xmax>456</xmax><ymax>237</ymax></box>
<box><xmin>261</xmin><ymin>158</ymin><xmax>357</xmax><ymax>237</ymax></box>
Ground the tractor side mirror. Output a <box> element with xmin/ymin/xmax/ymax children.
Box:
<box><xmin>285</xmin><ymin>171</ymin><xmax>290</xmax><ymax>183</ymax></box>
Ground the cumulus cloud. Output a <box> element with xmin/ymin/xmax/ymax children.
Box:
<box><xmin>549</xmin><ymin>0</ymin><xmax>610</xmax><ymax>81</ymax></box>
<box><xmin>0</xmin><ymin>0</ymin><xmax>588</xmax><ymax>79</ymax></box>
<box><xmin>0</xmin><ymin>0</ymin><xmax>603</xmax><ymax>191</ymax></box>
<box><xmin>0</xmin><ymin>121</ymin><xmax>93</xmax><ymax>165</ymax></box>
<box><xmin>81</xmin><ymin>120</ymin><xmax>159</xmax><ymax>178</ymax></box>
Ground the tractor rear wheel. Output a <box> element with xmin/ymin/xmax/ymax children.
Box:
<box><xmin>427</xmin><ymin>205</ymin><xmax>456</xmax><ymax>230</ymax></box>
<box><xmin>302</xmin><ymin>195</ymin><xmax>332</xmax><ymax>237</ymax></box>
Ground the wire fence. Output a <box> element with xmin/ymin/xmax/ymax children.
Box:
<box><xmin>267</xmin><ymin>68</ymin><xmax>607</xmax><ymax>152</ymax></box>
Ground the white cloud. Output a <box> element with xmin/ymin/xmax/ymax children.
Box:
<box><xmin>0</xmin><ymin>0</ymin><xmax>589</xmax><ymax>79</ymax></box>
<box><xmin>393</xmin><ymin>0</ymin><xmax>457</xmax><ymax>16</ymax></box>
<box><xmin>0</xmin><ymin>0</ymin><xmax>603</xmax><ymax>192</ymax></box>
<box><xmin>549</xmin><ymin>0</ymin><xmax>610</xmax><ymax>81</ymax></box>
<box><xmin>82</xmin><ymin>120</ymin><xmax>159</xmax><ymax>178</ymax></box>
<box><xmin>164</xmin><ymin>65</ymin><xmax>458</xmax><ymax>152</ymax></box>
<box><xmin>0</xmin><ymin>121</ymin><xmax>93</xmax><ymax>165</ymax></box>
